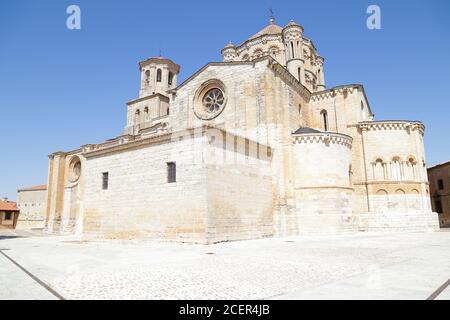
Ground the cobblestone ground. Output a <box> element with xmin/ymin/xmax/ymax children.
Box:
<box><xmin>51</xmin><ymin>248</ymin><xmax>404</xmax><ymax>300</ymax></box>
<box><xmin>1</xmin><ymin>230</ymin><xmax>450</xmax><ymax>300</ymax></box>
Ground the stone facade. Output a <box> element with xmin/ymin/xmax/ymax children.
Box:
<box><xmin>428</xmin><ymin>161</ymin><xmax>450</xmax><ymax>227</ymax></box>
<box><xmin>42</xmin><ymin>18</ymin><xmax>439</xmax><ymax>243</ymax></box>
<box><xmin>16</xmin><ymin>185</ymin><xmax>47</xmax><ymax>229</ymax></box>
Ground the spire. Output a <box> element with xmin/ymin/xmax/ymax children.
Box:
<box><xmin>269</xmin><ymin>8</ymin><xmax>275</xmax><ymax>24</ymax></box>
<box><xmin>224</xmin><ymin>41</ymin><xmax>234</xmax><ymax>48</ymax></box>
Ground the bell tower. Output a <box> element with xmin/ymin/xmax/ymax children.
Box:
<box><xmin>221</xmin><ymin>42</ymin><xmax>238</xmax><ymax>62</ymax></box>
<box><xmin>139</xmin><ymin>56</ymin><xmax>180</xmax><ymax>98</ymax></box>
<box><xmin>283</xmin><ymin>21</ymin><xmax>304</xmax><ymax>83</ymax></box>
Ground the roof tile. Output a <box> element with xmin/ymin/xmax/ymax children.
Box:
<box><xmin>0</xmin><ymin>201</ymin><xmax>19</xmax><ymax>212</ymax></box>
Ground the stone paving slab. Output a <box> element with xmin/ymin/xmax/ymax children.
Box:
<box><xmin>0</xmin><ymin>251</ymin><xmax>57</xmax><ymax>300</ymax></box>
<box><xmin>436</xmin><ymin>286</ymin><xmax>450</xmax><ymax>300</ymax></box>
<box><xmin>0</xmin><ymin>230</ymin><xmax>449</xmax><ymax>300</ymax></box>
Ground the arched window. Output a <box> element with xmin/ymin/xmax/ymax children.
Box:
<box><xmin>392</xmin><ymin>157</ymin><xmax>402</xmax><ymax>180</ymax></box>
<box><xmin>297</xmin><ymin>67</ymin><xmax>301</xmax><ymax>81</ymax></box>
<box><xmin>374</xmin><ymin>158</ymin><xmax>385</xmax><ymax>181</ymax></box>
<box><xmin>253</xmin><ymin>49</ymin><xmax>263</xmax><ymax>59</ymax></box>
<box><xmin>320</xmin><ymin>110</ymin><xmax>328</xmax><ymax>131</ymax></box>
<box><xmin>69</xmin><ymin>156</ymin><xmax>82</xmax><ymax>183</ymax></box>
<box><xmin>168</xmin><ymin>72</ymin><xmax>173</xmax><ymax>86</ymax></box>
<box><xmin>269</xmin><ymin>46</ymin><xmax>279</xmax><ymax>57</ymax></box>
<box><xmin>135</xmin><ymin>109</ymin><xmax>140</xmax><ymax>123</ymax></box>
<box><xmin>144</xmin><ymin>106</ymin><xmax>149</xmax><ymax>120</ymax></box>
<box><xmin>290</xmin><ymin>42</ymin><xmax>295</xmax><ymax>59</ymax></box>
<box><xmin>298</xmin><ymin>104</ymin><xmax>302</xmax><ymax>115</ymax></box>
<box><xmin>408</xmin><ymin>157</ymin><xmax>416</xmax><ymax>180</ymax></box>
<box><xmin>156</xmin><ymin>69</ymin><xmax>162</xmax><ymax>82</ymax></box>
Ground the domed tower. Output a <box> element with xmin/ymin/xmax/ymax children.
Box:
<box><xmin>282</xmin><ymin>21</ymin><xmax>304</xmax><ymax>83</ymax></box>
<box><xmin>138</xmin><ymin>56</ymin><xmax>180</xmax><ymax>98</ymax></box>
<box><xmin>221</xmin><ymin>42</ymin><xmax>238</xmax><ymax>62</ymax></box>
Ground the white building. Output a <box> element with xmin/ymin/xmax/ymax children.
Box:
<box><xmin>44</xmin><ymin>18</ymin><xmax>439</xmax><ymax>243</ymax></box>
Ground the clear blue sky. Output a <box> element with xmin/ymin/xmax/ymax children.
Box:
<box><xmin>1</xmin><ymin>0</ymin><xmax>449</xmax><ymax>200</ymax></box>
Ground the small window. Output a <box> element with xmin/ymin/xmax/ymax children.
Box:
<box><xmin>167</xmin><ymin>162</ymin><xmax>176</xmax><ymax>183</ymax></box>
<box><xmin>4</xmin><ymin>212</ymin><xmax>12</xmax><ymax>220</ymax></box>
<box><xmin>438</xmin><ymin>179</ymin><xmax>444</xmax><ymax>190</ymax></box>
<box><xmin>435</xmin><ymin>199</ymin><xmax>443</xmax><ymax>214</ymax></box>
<box><xmin>298</xmin><ymin>104</ymin><xmax>302</xmax><ymax>115</ymax></box>
<box><xmin>321</xmin><ymin>110</ymin><xmax>329</xmax><ymax>131</ymax></box>
<box><xmin>156</xmin><ymin>69</ymin><xmax>162</xmax><ymax>82</ymax></box>
<box><xmin>168</xmin><ymin>72</ymin><xmax>173</xmax><ymax>86</ymax></box>
<box><xmin>253</xmin><ymin>49</ymin><xmax>263</xmax><ymax>59</ymax></box>
<box><xmin>102</xmin><ymin>172</ymin><xmax>109</xmax><ymax>190</ymax></box>
<box><xmin>297</xmin><ymin>68</ymin><xmax>301</xmax><ymax>81</ymax></box>
<box><xmin>135</xmin><ymin>109</ymin><xmax>140</xmax><ymax>122</ymax></box>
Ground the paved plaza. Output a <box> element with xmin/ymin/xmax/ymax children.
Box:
<box><xmin>0</xmin><ymin>229</ymin><xmax>449</xmax><ymax>300</ymax></box>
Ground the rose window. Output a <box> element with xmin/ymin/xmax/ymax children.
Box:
<box><xmin>202</xmin><ymin>88</ymin><xmax>224</xmax><ymax>114</ymax></box>
<box><xmin>69</xmin><ymin>157</ymin><xmax>82</xmax><ymax>183</ymax></box>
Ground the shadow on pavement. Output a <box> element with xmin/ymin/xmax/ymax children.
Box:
<box><xmin>0</xmin><ymin>235</ymin><xmax>24</xmax><ymax>241</ymax></box>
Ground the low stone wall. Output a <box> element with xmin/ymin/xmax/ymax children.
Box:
<box><xmin>359</xmin><ymin>211</ymin><xmax>440</xmax><ymax>232</ymax></box>
<box><xmin>276</xmin><ymin>212</ymin><xmax>359</xmax><ymax>236</ymax></box>
<box><xmin>16</xmin><ymin>219</ymin><xmax>45</xmax><ymax>230</ymax></box>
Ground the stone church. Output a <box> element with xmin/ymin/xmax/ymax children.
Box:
<box><xmin>44</xmin><ymin>18</ymin><xmax>439</xmax><ymax>243</ymax></box>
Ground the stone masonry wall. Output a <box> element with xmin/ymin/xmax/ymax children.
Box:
<box><xmin>16</xmin><ymin>189</ymin><xmax>47</xmax><ymax>229</ymax></box>
<box><xmin>83</xmin><ymin>133</ymin><xmax>209</xmax><ymax>243</ymax></box>
<box><xmin>205</xmin><ymin>133</ymin><xmax>273</xmax><ymax>243</ymax></box>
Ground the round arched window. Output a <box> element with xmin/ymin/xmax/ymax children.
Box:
<box><xmin>69</xmin><ymin>157</ymin><xmax>82</xmax><ymax>183</ymax></box>
<box><xmin>202</xmin><ymin>88</ymin><xmax>224</xmax><ymax>114</ymax></box>
<box><xmin>194</xmin><ymin>79</ymin><xmax>227</xmax><ymax>120</ymax></box>
<box><xmin>74</xmin><ymin>161</ymin><xmax>81</xmax><ymax>176</ymax></box>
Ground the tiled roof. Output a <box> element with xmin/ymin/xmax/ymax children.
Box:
<box><xmin>0</xmin><ymin>201</ymin><xmax>19</xmax><ymax>212</ymax></box>
<box><xmin>223</xmin><ymin>42</ymin><xmax>235</xmax><ymax>49</ymax></box>
<box><xmin>293</xmin><ymin>127</ymin><xmax>322</xmax><ymax>134</ymax></box>
<box><xmin>18</xmin><ymin>185</ymin><xmax>47</xmax><ymax>192</ymax></box>
<box><xmin>248</xmin><ymin>22</ymin><xmax>283</xmax><ymax>41</ymax></box>
<box><xmin>286</xmin><ymin>20</ymin><xmax>301</xmax><ymax>27</ymax></box>
<box><xmin>428</xmin><ymin>160</ymin><xmax>450</xmax><ymax>170</ymax></box>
